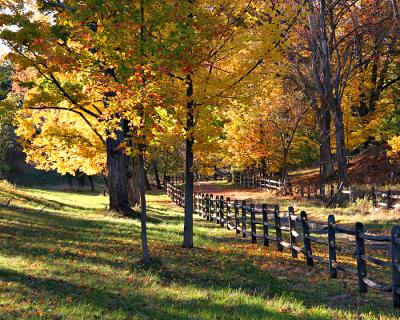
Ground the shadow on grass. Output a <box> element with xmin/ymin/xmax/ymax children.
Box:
<box><xmin>0</xmin><ymin>188</ymin><xmax>399</xmax><ymax>319</ymax></box>
<box><xmin>0</xmin><ymin>267</ymin><xmax>325</xmax><ymax>320</ymax></box>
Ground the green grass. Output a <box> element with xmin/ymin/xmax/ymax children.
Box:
<box><xmin>0</xmin><ymin>180</ymin><xmax>399</xmax><ymax>319</ymax></box>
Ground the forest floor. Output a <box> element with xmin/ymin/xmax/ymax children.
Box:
<box><xmin>289</xmin><ymin>145</ymin><xmax>400</xmax><ymax>188</ymax></box>
<box><xmin>0</xmin><ymin>180</ymin><xmax>399</xmax><ymax>319</ymax></box>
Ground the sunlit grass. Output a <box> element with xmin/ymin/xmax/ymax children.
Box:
<box><xmin>0</xmin><ymin>180</ymin><xmax>399</xmax><ymax>319</ymax></box>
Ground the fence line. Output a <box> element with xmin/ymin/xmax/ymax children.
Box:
<box><xmin>166</xmin><ymin>182</ymin><xmax>400</xmax><ymax>309</ymax></box>
<box><xmin>233</xmin><ymin>173</ymin><xmax>400</xmax><ymax>209</ymax></box>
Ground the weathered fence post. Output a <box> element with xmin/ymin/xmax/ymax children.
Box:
<box><xmin>288</xmin><ymin>207</ymin><xmax>298</xmax><ymax>258</ymax></box>
<box><xmin>226</xmin><ymin>197</ymin><xmax>231</xmax><ymax>230</ymax></box>
<box><xmin>215</xmin><ymin>195</ymin><xmax>220</xmax><ymax>224</ymax></box>
<box><xmin>242</xmin><ymin>200</ymin><xmax>247</xmax><ymax>238</ymax></box>
<box><xmin>209</xmin><ymin>194</ymin><xmax>214</xmax><ymax>221</ymax></box>
<box><xmin>349</xmin><ymin>186</ymin><xmax>353</xmax><ymax>203</ymax></box>
<box><xmin>220</xmin><ymin>196</ymin><xmax>225</xmax><ymax>227</ymax></box>
<box><xmin>234</xmin><ymin>199</ymin><xmax>240</xmax><ymax>234</ymax></box>
<box><xmin>355</xmin><ymin>222</ymin><xmax>367</xmax><ymax>293</ymax></box>
<box><xmin>301</xmin><ymin>211</ymin><xmax>313</xmax><ymax>266</ymax></box>
<box><xmin>201</xmin><ymin>193</ymin><xmax>206</xmax><ymax>217</ymax></box>
<box><xmin>307</xmin><ymin>183</ymin><xmax>311</xmax><ymax>200</ymax></box>
<box><xmin>314</xmin><ymin>183</ymin><xmax>318</xmax><ymax>198</ymax></box>
<box><xmin>321</xmin><ymin>184</ymin><xmax>326</xmax><ymax>201</ymax></box>
<box><xmin>262</xmin><ymin>204</ymin><xmax>269</xmax><ymax>247</ymax></box>
<box><xmin>371</xmin><ymin>187</ymin><xmax>377</xmax><ymax>207</ymax></box>
<box><xmin>300</xmin><ymin>182</ymin><xmax>304</xmax><ymax>198</ymax></box>
<box><xmin>274</xmin><ymin>205</ymin><xmax>283</xmax><ymax>252</ymax></box>
<box><xmin>250</xmin><ymin>204</ymin><xmax>256</xmax><ymax>243</ymax></box>
<box><xmin>391</xmin><ymin>225</ymin><xmax>400</xmax><ymax>308</ymax></box>
<box><xmin>205</xmin><ymin>194</ymin><xmax>210</xmax><ymax>220</ymax></box>
<box><xmin>328</xmin><ymin>214</ymin><xmax>337</xmax><ymax>278</ymax></box>
<box><xmin>387</xmin><ymin>190</ymin><xmax>392</xmax><ymax>209</ymax></box>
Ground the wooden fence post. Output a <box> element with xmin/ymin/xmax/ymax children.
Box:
<box><xmin>234</xmin><ymin>199</ymin><xmax>240</xmax><ymax>234</ymax></box>
<box><xmin>262</xmin><ymin>204</ymin><xmax>269</xmax><ymax>247</ymax></box>
<box><xmin>355</xmin><ymin>222</ymin><xmax>367</xmax><ymax>293</ymax></box>
<box><xmin>391</xmin><ymin>226</ymin><xmax>400</xmax><ymax>308</ymax></box>
<box><xmin>301</xmin><ymin>211</ymin><xmax>313</xmax><ymax>266</ymax></box>
<box><xmin>321</xmin><ymin>184</ymin><xmax>326</xmax><ymax>201</ymax></box>
<box><xmin>226</xmin><ymin>197</ymin><xmax>231</xmax><ymax>230</ymax></box>
<box><xmin>330</xmin><ymin>185</ymin><xmax>334</xmax><ymax>202</ymax></box>
<box><xmin>288</xmin><ymin>207</ymin><xmax>298</xmax><ymax>258</ymax></box>
<box><xmin>371</xmin><ymin>187</ymin><xmax>377</xmax><ymax>207</ymax></box>
<box><xmin>193</xmin><ymin>193</ymin><xmax>197</xmax><ymax>214</ymax></box>
<box><xmin>274</xmin><ymin>205</ymin><xmax>283</xmax><ymax>252</ymax></box>
<box><xmin>250</xmin><ymin>204</ymin><xmax>256</xmax><ymax>244</ymax></box>
<box><xmin>215</xmin><ymin>195</ymin><xmax>220</xmax><ymax>224</ymax></box>
<box><xmin>307</xmin><ymin>183</ymin><xmax>311</xmax><ymax>200</ymax></box>
<box><xmin>209</xmin><ymin>194</ymin><xmax>214</xmax><ymax>221</ymax></box>
<box><xmin>242</xmin><ymin>200</ymin><xmax>247</xmax><ymax>238</ymax></box>
<box><xmin>201</xmin><ymin>194</ymin><xmax>206</xmax><ymax>217</ymax></box>
<box><xmin>205</xmin><ymin>194</ymin><xmax>210</xmax><ymax>220</ymax></box>
<box><xmin>300</xmin><ymin>182</ymin><xmax>304</xmax><ymax>198</ymax></box>
<box><xmin>349</xmin><ymin>186</ymin><xmax>353</xmax><ymax>203</ymax></box>
<box><xmin>387</xmin><ymin>190</ymin><xmax>392</xmax><ymax>209</ymax></box>
<box><xmin>220</xmin><ymin>196</ymin><xmax>225</xmax><ymax>227</ymax></box>
<box><xmin>328</xmin><ymin>214</ymin><xmax>337</xmax><ymax>279</ymax></box>
<box><xmin>314</xmin><ymin>183</ymin><xmax>318</xmax><ymax>198</ymax></box>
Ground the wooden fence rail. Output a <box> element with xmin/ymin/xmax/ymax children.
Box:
<box><xmin>233</xmin><ymin>173</ymin><xmax>400</xmax><ymax>209</ymax></box>
<box><xmin>166</xmin><ymin>182</ymin><xmax>400</xmax><ymax>309</ymax></box>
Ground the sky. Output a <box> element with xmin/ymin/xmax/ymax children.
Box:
<box><xmin>0</xmin><ymin>43</ymin><xmax>9</xmax><ymax>57</ymax></box>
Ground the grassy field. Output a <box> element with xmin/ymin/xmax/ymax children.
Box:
<box><xmin>0</xmin><ymin>180</ymin><xmax>399</xmax><ymax>319</ymax></box>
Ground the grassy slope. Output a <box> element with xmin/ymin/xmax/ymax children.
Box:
<box><xmin>0</xmin><ymin>181</ymin><xmax>399</xmax><ymax>319</ymax></box>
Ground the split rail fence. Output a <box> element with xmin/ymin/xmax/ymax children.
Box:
<box><xmin>166</xmin><ymin>182</ymin><xmax>400</xmax><ymax>309</ymax></box>
<box><xmin>234</xmin><ymin>173</ymin><xmax>400</xmax><ymax>209</ymax></box>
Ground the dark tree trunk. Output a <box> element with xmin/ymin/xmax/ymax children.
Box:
<box><xmin>144</xmin><ymin>168</ymin><xmax>152</xmax><ymax>190</ymax></box>
<box><xmin>103</xmin><ymin>175</ymin><xmax>108</xmax><ymax>187</ymax></box>
<box><xmin>67</xmin><ymin>173</ymin><xmax>73</xmax><ymax>187</ymax></box>
<box><xmin>281</xmin><ymin>149</ymin><xmax>288</xmax><ymax>181</ymax></box>
<box><xmin>128</xmin><ymin>155</ymin><xmax>140</xmax><ymax>206</ymax></box>
<box><xmin>152</xmin><ymin>161</ymin><xmax>162</xmax><ymax>189</ymax></box>
<box><xmin>332</xmin><ymin>106</ymin><xmax>348</xmax><ymax>184</ymax></box>
<box><xmin>88</xmin><ymin>176</ymin><xmax>95</xmax><ymax>192</ymax></box>
<box><xmin>106</xmin><ymin>128</ymin><xmax>134</xmax><ymax>217</ymax></box>
<box><xmin>319</xmin><ymin>106</ymin><xmax>334</xmax><ymax>180</ymax></box>
<box><xmin>138</xmin><ymin>151</ymin><xmax>150</xmax><ymax>262</ymax></box>
<box><xmin>183</xmin><ymin>74</ymin><xmax>194</xmax><ymax>249</ymax></box>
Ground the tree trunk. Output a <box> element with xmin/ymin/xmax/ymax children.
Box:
<box><xmin>319</xmin><ymin>106</ymin><xmax>334</xmax><ymax>180</ymax></box>
<box><xmin>152</xmin><ymin>160</ymin><xmax>162</xmax><ymax>189</ymax></box>
<box><xmin>144</xmin><ymin>168</ymin><xmax>152</xmax><ymax>190</ymax></box>
<box><xmin>88</xmin><ymin>176</ymin><xmax>95</xmax><ymax>192</ymax></box>
<box><xmin>128</xmin><ymin>155</ymin><xmax>140</xmax><ymax>206</ymax></box>
<box><xmin>138</xmin><ymin>151</ymin><xmax>150</xmax><ymax>262</ymax></box>
<box><xmin>332</xmin><ymin>106</ymin><xmax>348</xmax><ymax>184</ymax></box>
<box><xmin>183</xmin><ymin>74</ymin><xmax>194</xmax><ymax>249</ymax></box>
<box><xmin>106</xmin><ymin>129</ymin><xmax>134</xmax><ymax>217</ymax></box>
<box><xmin>281</xmin><ymin>149</ymin><xmax>288</xmax><ymax>181</ymax></box>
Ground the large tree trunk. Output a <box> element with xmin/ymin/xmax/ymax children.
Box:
<box><xmin>281</xmin><ymin>149</ymin><xmax>288</xmax><ymax>181</ymax></box>
<box><xmin>183</xmin><ymin>74</ymin><xmax>194</xmax><ymax>249</ymax></box>
<box><xmin>152</xmin><ymin>160</ymin><xmax>162</xmax><ymax>189</ymax></box>
<box><xmin>319</xmin><ymin>106</ymin><xmax>334</xmax><ymax>180</ymax></box>
<box><xmin>332</xmin><ymin>106</ymin><xmax>348</xmax><ymax>184</ymax></box>
<box><xmin>138</xmin><ymin>151</ymin><xmax>150</xmax><ymax>262</ymax></box>
<box><xmin>106</xmin><ymin>129</ymin><xmax>134</xmax><ymax>217</ymax></box>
